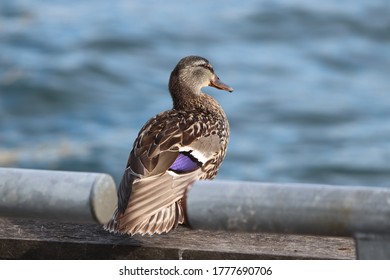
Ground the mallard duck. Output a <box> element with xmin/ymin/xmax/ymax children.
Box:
<box><xmin>105</xmin><ymin>55</ymin><xmax>233</xmax><ymax>235</ymax></box>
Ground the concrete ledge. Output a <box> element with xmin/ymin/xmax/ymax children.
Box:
<box><xmin>0</xmin><ymin>218</ymin><xmax>355</xmax><ymax>259</ymax></box>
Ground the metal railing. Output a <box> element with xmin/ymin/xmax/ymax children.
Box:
<box><xmin>0</xmin><ymin>167</ymin><xmax>389</xmax><ymax>259</ymax></box>
<box><xmin>186</xmin><ymin>180</ymin><xmax>390</xmax><ymax>259</ymax></box>
<box><xmin>0</xmin><ymin>168</ymin><xmax>117</xmax><ymax>224</ymax></box>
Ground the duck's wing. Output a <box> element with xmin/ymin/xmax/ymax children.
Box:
<box><xmin>105</xmin><ymin>110</ymin><xmax>227</xmax><ymax>235</ymax></box>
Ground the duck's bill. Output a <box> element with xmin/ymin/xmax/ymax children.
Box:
<box><xmin>209</xmin><ymin>76</ymin><xmax>234</xmax><ymax>92</ymax></box>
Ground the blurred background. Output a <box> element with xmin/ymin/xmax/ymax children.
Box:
<box><xmin>0</xmin><ymin>0</ymin><xmax>389</xmax><ymax>187</ymax></box>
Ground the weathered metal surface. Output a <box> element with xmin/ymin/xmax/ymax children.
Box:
<box><xmin>0</xmin><ymin>168</ymin><xmax>117</xmax><ymax>224</ymax></box>
<box><xmin>186</xmin><ymin>180</ymin><xmax>390</xmax><ymax>237</ymax></box>
<box><xmin>355</xmin><ymin>233</ymin><xmax>390</xmax><ymax>260</ymax></box>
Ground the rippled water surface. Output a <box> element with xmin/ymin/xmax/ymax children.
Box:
<box><xmin>1</xmin><ymin>0</ymin><xmax>390</xmax><ymax>187</ymax></box>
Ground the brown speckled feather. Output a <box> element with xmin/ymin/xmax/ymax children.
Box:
<box><xmin>104</xmin><ymin>56</ymin><xmax>233</xmax><ymax>236</ymax></box>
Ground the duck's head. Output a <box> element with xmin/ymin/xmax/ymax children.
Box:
<box><xmin>169</xmin><ymin>56</ymin><xmax>233</xmax><ymax>103</ymax></box>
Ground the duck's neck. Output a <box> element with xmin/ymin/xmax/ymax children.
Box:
<box><xmin>169</xmin><ymin>72</ymin><xmax>201</xmax><ymax>110</ymax></box>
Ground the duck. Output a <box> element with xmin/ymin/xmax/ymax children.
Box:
<box><xmin>104</xmin><ymin>55</ymin><xmax>233</xmax><ymax>235</ymax></box>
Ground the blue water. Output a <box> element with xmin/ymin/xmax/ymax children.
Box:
<box><xmin>1</xmin><ymin>0</ymin><xmax>390</xmax><ymax>187</ymax></box>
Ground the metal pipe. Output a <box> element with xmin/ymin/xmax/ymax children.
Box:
<box><xmin>186</xmin><ymin>180</ymin><xmax>390</xmax><ymax>237</ymax></box>
<box><xmin>0</xmin><ymin>168</ymin><xmax>117</xmax><ymax>224</ymax></box>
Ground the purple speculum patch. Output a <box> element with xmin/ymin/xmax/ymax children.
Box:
<box><xmin>169</xmin><ymin>152</ymin><xmax>200</xmax><ymax>173</ymax></box>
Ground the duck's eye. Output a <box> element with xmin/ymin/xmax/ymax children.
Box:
<box><xmin>201</xmin><ymin>64</ymin><xmax>214</xmax><ymax>73</ymax></box>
